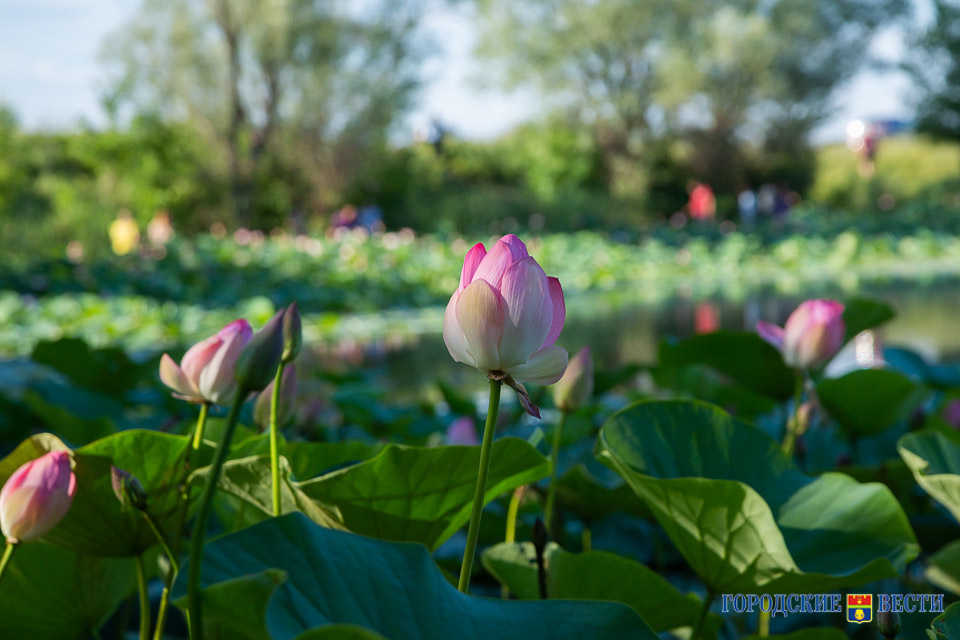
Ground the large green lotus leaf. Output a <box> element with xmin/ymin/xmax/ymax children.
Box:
<box><xmin>842</xmin><ymin>298</ymin><xmax>895</xmax><ymax>342</ymax></box>
<box><xmin>296</xmin><ymin>438</ymin><xmax>550</xmax><ymax>549</ymax></box>
<box><xmin>555</xmin><ymin>464</ymin><xmax>649</xmax><ymax>521</ymax></box>
<box><xmin>596</xmin><ymin>400</ymin><xmax>919</xmax><ymax>594</ymax></box>
<box><xmin>172</xmin><ymin>513</ymin><xmax>655</xmax><ymax>640</ymax></box>
<box><xmin>927</xmin><ymin>540</ymin><xmax>960</xmax><ymax>595</ymax></box>
<box><xmin>0</xmin><ymin>542</ymin><xmax>135</xmax><ymax>639</ymax></box>
<box><xmin>215</xmin><ymin>454</ymin><xmax>343</xmax><ymax>529</ymax></box>
<box><xmin>658</xmin><ymin>331</ymin><xmax>795</xmax><ymax>399</ymax></box>
<box><xmin>285</xmin><ymin>440</ymin><xmax>384</xmax><ymax>479</ymax></box>
<box><xmin>899</xmin><ymin>430</ymin><xmax>960</xmax><ymax>523</ymax></box>
<box><xmin>0</xmin><ymin>430</ymin><xmax>199</xmax><ymax>556</ymax></box>
<box><xmin>816</xmin><ymin>369</ymin><xmax>923</xmax><ymax>437</ymax></box>
<box><xmin>929</xmin><ymin>602</ymin><xmax>960</xmax><ymax>639</ymax></box>
<box><xmin>228</xmin><ymin>433</ymin><xmax>383</xmax><ymax>479</ymax></box>
<box><xmin>652</xmin><ymin>362</ymin><xmax>779</xmax><ymax>418</ymax></box>
<box><xmin>885</xmin><ymin>347</ymin><xmax>960</xmax><ymax>390</ymax></box>
<box><xmin>482</xmin><ymin>542</ymin><xmax>718</xmax><ymax>635</ymax></box>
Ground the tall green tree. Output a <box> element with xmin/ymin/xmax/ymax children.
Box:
<box><xmin>907</xmin><ymin>0</ymin><xmax>960</xmax><ymax>142</ymax></box>
<box><xmin>472</xmin><ymin>0</ymin><xmax>906</xmax><ymax>196</ymax></box>
<box><xmin>102</xmin><ymin>0</ymin><xmax>424</xmax><ymax>226</ymax></box>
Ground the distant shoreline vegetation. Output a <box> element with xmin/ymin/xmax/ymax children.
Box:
<box><xmin>2</xmin><ymin>220</ymin><xmax>960</xmax><ymax>356</ymax></box>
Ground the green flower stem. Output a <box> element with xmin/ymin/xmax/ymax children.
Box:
<box><xmin>504</xmin><ymin>487</ymin><xmax>522</xmax><ymax>544</ymax></box>
<box><xmin>141</xmin><ymin>510</ymin><xmax>179</xmax><ymax>574</ymax></box>
<box><xmin>187</xmin><ymin>391</ymin><xmax>246</xmax><ymax>640</ymax></box>
<box><xmin>269</xmin><ymin>363</ymin><xmax>284</xmax><ymax>517</ymax></box>
<box><xmin>690</xmin><ymin>589</ymin><xmax>715</xmax><ymax>640</ymax></box>
<box><xmin>543</xmin><ymin>410</ymin><xmax>568</xmax><ymax>537</ymax></box>
<box><xmin>781</xmin><ymin>373</ymin><xmax>805</xmax><ymax>455</ymax></box>
<box><xmin>142</xmin><ymin>505</ymin><xmax>180</xmax><ymax>640</ymax></box>
<box><xmin>758</xmin><ymin>609</ymin><xmax>770</xmax><ymax>637</ymax></box>
<box><xmin>581</xmin><ymin>523</ymin><xmax>592</xmax><ymax>552</ymax></box>
<box><xmin>153</xmin><ymin>585</ymin><xmax>172</xmax><ymax>640</ymax></box>
<box><xmin>457</xmin><ymin>378</ymin><xmax>502</xmax><ymax>594</ymax></box>
<box><xmin>501</xmin><ymin>486</ymin><xmax>524</xmax><ymax>599</ymax></box>
<box><xmin>0</xmin><ymin>542</ymin><xmax>16</xmax><ymax>590</ymax></box>
<box><xmin>191</xmin><ymin>403</ymin><xmax>210</xmax><ymax>454</ymax></box>
<box><xmin>156</xmin><ymin>402</ymin><xmax>209</xmax><ymax>640</ymax></box>
<box><xmin>136</xmin><ymin>554</ymin><xmax>151</xmax><ymax>640</ymax></box>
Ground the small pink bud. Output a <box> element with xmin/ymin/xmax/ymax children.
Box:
<box><xmin>253</xmin><ymin>365</ymin><xmax>298</xmax><ymax>430</ymax></box>
<box><xmin>757</xmin><ymin>299</ymin><xmax>845</xmax><ymax>370</ymax></box>
<box><xmin>445</xmin><ymin>416</ymin><xmax>479</xmax><ymax>446</ymax></box>
<box><xmin>111</xmin><ymin>466</ymin><xmax>147</xmax><ymax>511</ymax></box>
<box><xmin>443</xmin><ymin>235</ymin><xmax>568</xmax><ymax>386</ymax></box>
<box><xmin>0</xmin><ymin>451</ymin><xmax>77</xmax><ymax>544</ymax></box>
<box><xmin>159</xmin><ymin>319</ymin><xmax>254</xmax><ymax>404</ymax></box>
<box><xmin>552</xmin><ymin>346</ymin><xmax>594</xmax><ymax>413</ymax></box>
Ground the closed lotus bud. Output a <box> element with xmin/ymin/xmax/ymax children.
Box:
<box><xmin>445</xmin><ymin>416</ymin><xmax>479</xmax><ymax>446</ymax></box>
<box><xmin>159</xmin><ymin>319</ymin><xmax>254</xmax><ymax>404</ymax></box>
<box><xmin>282</xmin><ymin>302</ymin><xmax>302</xmax><ymax>364</ymax></box>
<box><xmin>756</xmin><ymin>299</ymin><xmax>845</xmax><ymax>370</ymax></box>
<box><xmin>553</xmin><ymin>346</ymin><xmax>594</xmax><ymax>412</ymax></box>
<box><xmin>235</xmin><ymin>310</ymin><xmax>286</xmax><ymax>393</ymax></box>
<box><xmin>253</xmin><ymin>365</ymin><xmax>297</xmax><ymax>430</ymax></box>
<box><xmin>111</xmin><ymin>466</ymin><xmax>147</xmax><ymax>511</ymax></box>
<box><xmin>877</xmin><ymin>610</ymin><xmax>900</xmax><ymax>639</ymax></box>
<box><xmin>0</xmin><ymin>451</ymin><xmax>77</xmax><ymax>544</ymax></box>
<box><xmin>443</xmin><ymin>235</ymin><xmax>568</xmax><ymax>385</ymax></box>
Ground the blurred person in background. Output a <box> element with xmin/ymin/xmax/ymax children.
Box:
<box><xmin>108</xmin><ymin>209</ymin><xmax>140</xmax><ymax>256</ymax></box>
<box><xmin>147</xmin><ymin>210</ymin><xmax>174</xmax><ymax>247</ymax></box>
<box><xmin>357</xmin><ymin>202</ymin><xmax>385</xmax><ymax>234</ymax></box>
<box><xmin>737</xmin><ymin>186</ymin><xmax>757</xmax><ymax>227</ymax></box>
<box><xmin>688</xmin><ymin>182</ymin><xmax>716</xmax><ymax>222</ymax></box>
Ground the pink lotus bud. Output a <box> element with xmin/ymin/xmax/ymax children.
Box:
<box><xmin>443</xmin><ymin>235</ymin><xmax>568</xmax><ymax>385</ymax></box>
<box><xmin>552</xmin><ymin>346</ymin><xmax>594</xmax><ymax>412</ymax></box>
<box><xmin>756</xmin><ymin>299</ymin><xmax>845</xmax><ymax>370</ymax></box>
<box><xmin>445</xmin><ymin>416</ymin><xmax>479</xmax><ymax>445</ymax></box>
<box><xmin>0</xmin><ymin>451</ymin><xmax>77</xmax><ymax>544</ymax></box>
<box><xmin>253</xmin><ymin>365</ymin><xmax>298</xmax><ymax>430</ymax></box>
<box><xmin>160</xmin><ymin>319</ymin><xmax>254</xmax><ymax>404</ymax></box>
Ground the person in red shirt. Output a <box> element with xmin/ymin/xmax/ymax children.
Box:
<box><xmin>688</xmin><ymin>182</ymin><xmax>716</xmax><ymax>221</ymax></box>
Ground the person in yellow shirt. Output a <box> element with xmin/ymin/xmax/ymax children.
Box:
<box><xmin>108</xmin><ymin>209</ymin><xmax>140</xmax><ymax>255</ymax></box>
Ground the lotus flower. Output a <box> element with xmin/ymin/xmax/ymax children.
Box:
<box><xmin>553</xmin><ymin>346</ymin><xmax>594</xmax><ymax>413</ymax></box>
<box><xmin>160</xmin><ymin>319</ymin><xmax>253</xmax><ymax>404</ymax></box>
<box><xmin>443</xmin><ymin>235</ymin><xmax>568</xmax><ymax>386</ymax></box>
<box><xmin>0</xmin><ymin>451</ymin><xmax>77</xmax><ymax>543</ymax></box>
<box><xmin>757</xmin><ymin>299</ymin><xmax>845</xmax><ymax>370</ymax></box>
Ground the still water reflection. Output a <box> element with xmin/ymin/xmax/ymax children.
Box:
<box><xmin>315</xmin><ymin>277</ymin><xmax>960</xmax><ymax>397</ymax></box>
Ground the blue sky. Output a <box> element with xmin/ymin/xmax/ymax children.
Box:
<box><xmin>0</xmin><ymin>0</ymin><xmax>913</xmax><ymax>143</ymax></box>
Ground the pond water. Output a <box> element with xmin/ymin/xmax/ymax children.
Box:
<box><xmin>316</xmin><ymin>275</ymin><xmax>960</xmax><ymax>398</ymax></box>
